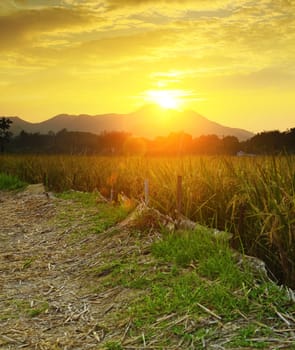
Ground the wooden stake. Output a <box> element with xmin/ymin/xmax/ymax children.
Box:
<box><xmin>177</xmin><ymin>175</ymin><xmax>182</xmax><ymax>216</ymax></box>
<box><xmin>144</xmin><ymin>179</ymin><xmax>149</xmax><ymax>205</ymax></box>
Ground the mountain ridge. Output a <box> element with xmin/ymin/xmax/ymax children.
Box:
<box><xmin>4</xmin><ymin>106</ymin><xmax>254</xmax><ymax>141</ymax></box>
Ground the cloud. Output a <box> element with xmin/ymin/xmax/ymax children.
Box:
<box><xmin>0</xmin><ymin>6</ymin><xmax>97</xmax><ymax>51</ymax></box>
<box><xmin>106</xmin><ymin>0</ymin><xmax>228</xmax><ymax>8</ymax></box>
<box><xmin>220</xmin><ymin>66</ymin><xmax>295</xmax><ymax>90</ymax></box>
<box><xmin>13</xmin><ymin>0</ymin><xmax>28</xmax><ymax>5</ymax></box>
<box><xmin>60</xmin><ymin>26</ymin><xmax>178</xmax><ymax>66</ymax></box>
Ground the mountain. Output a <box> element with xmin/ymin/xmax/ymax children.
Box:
<box><xmin>6</xmin><ymin>105</ymin><xmax>253</xmax><ymax>141</ymax></box>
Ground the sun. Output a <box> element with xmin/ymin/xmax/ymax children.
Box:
<box><xmin>150</xmin><ymin>91</ymin><xmax>179</xmax><ymax>109</ymax></box>
<box><xmin>145</xmin><ymin>90</ymin><xmax>183</xmax><ymax>110</ymax></box>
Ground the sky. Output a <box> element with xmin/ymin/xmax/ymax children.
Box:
<box><xmin>0</xmin><ymin>0</ymin><xmax>294</xmax><ymax>132</ymax></box>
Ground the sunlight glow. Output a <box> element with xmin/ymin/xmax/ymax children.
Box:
<box><xmin>145</xmin><ymin>90</ymin><xmax>184</xmax><ymax>110</ymax></box>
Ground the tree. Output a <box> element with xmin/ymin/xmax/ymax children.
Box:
<box><xmin>0</xmin><ymin>117</ymin><xmax>13</xmax><ymax>152</ymax></box>
<box><xmin>222</xmin><ymin>136</ymin><xmax>240</xmax><ymax>155</ymax></box>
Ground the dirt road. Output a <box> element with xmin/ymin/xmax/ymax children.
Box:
<box><xmin>0</xmin><ymin>185</ymin><xmax>141</xmax><ymax>349</ymax></box>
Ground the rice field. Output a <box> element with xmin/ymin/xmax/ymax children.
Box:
<box><xmin>0</xmin><ymin>154</ymin><xmax>294</xmax><ymax>288</ymax></box>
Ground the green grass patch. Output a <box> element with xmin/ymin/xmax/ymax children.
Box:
<box><xmin>127</xmin><ymin>226</ymin><xmax>293</xmax><ymax>332</ymax></box>
<box><xmin>88</xmin><ymin>259</ymin><xmax>153</xmax><ymax>293</ymax></box>
<box><xmin>27</xmin><ymin>302</ymin><xmax>49</xmax><ymax>318</ymax></box>
<box><xmin>10</xmin><ymin>299</ymin><xmax>49</xmax><ymax>318</ymax></box>
<box><xmin>57</xmin><ymin>190</ymin><xmax>99</xmax><ymax>207</ymax></box>
<box><xmin>103</xmin><ymin>341</ymin><xmax>123</xmax><ymax>350</ymax></box>
<box><xmin>92</xmin><ymin>204</ymin><xmax>129</xmax><ymax>233</ymax></box>
<box><xmin>229</xmin><ymin>323</ymin><xmax>273</xmax><ymax>348</ymax></box>
<box><xmin>0</xmin><ymin>172</ymin><xmax>27</xmax><ymax>190</ymax></box>
<box><xmin>86</xmin><ymin>224</ymin><xmax>293</xmax><ymax>341</ymax></box>
<box><xmin>57</xmin><ymin>191</ymin><xmax>131</xmax><ymax>235</ymax></box>
<box><xmin>152</xmin><ymin>226</ymin><xmax>252</xmax><ymax>288</ymax></box>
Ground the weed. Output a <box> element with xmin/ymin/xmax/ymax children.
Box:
<box><xmin>28</xmin><ymin>302</ymin><xmax>49</xmax><ymax>318</ymax></box>
<box><xmin>10</xmin><ymin>299</ymin><xmax>49</xmax><ymax>318</ymax></box>
<box><xmin>22</xmin><ymin>258</ymin><xmax>34</xmax><ymax>270</ymax></box>
<box><xmin>103</xmin><ymin>341</ymin><xmax>123</xmax><ymax>350</ymax></box>
<box><xmin>0</xmin><ymin>172</ymin><xmax>27</xmax><ymax>190</ymax></box>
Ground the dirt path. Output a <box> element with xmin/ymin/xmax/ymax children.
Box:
<box><xmin>0</xmin><ymin>186</ymin><xmax>145</xmax><ymax>349</ymax></box>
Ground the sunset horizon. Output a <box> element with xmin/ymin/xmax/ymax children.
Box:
<box><xmin>1</xmin><ymin>0</ymin><xmax>294</xmax><ymax>133</ymax></box>
<box><xmin>4</xmin><ymin>103</ymin><xmax>292</xmax><ymax>135</ymax></box>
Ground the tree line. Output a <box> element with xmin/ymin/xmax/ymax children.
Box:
<box><xmin>1</xmin><ymin>117</ymin><xmax>295</xmax><ymax>155</ymax></box>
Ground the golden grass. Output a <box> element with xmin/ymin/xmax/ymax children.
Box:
<box><xmin>0</xmin><ymin>154</ymin><xmax>294</xmax><ymax>287</ymax></box>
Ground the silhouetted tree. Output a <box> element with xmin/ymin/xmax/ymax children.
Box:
<box><xmin>124</xmin><ymin>137</ymin><xmax>147</xmax><ymax>155</ymax></box>
<box><xmin>284</xmin><ymin>128</ymin><xmax>295</xmax><ymax>153</ymax></box>
<box><xmin>0</xmin><ymin>117</ymin><xmax>12</xmax><ymax>152</ymax></box>
<box><xmin>8</xmin><ymin>126</ymin><xmax>294</xmax><ymax>155</ymax></box>
<box><xmin>222</xmin><ymin>136</ymin><xmax>240</xmax><ymax>155</ymax></box>
<box><xmin>242</xmin><ymin>129</ymin><xmax>295</xmax><ymax>154</ymax></box>
<box><xmin>194</xmin><ymin>134</ymin><xmax>221</xmax><ymax>154</ymax></box>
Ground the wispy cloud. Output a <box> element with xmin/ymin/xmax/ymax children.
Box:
<box><xmin>0</xmin><ymin>6</ymin><xmax>97</xmax><ymax>51</ymax></box>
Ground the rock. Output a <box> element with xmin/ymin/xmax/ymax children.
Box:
<box><xmin>176</xmin><ymin>215</ymin><xmax>197</xmax><ymax>230</ymax></box>
<box><xmin>23</xmin><ymin>183</ymin><xmax>46</xmax><ymax>195</ymax></box>
<box><xmin>235</xmin><ymin>253</ymin><xmax>270</xmax><ymax>281</ymax></box>
<box><xmin>112</xmin><ymin>203</ymin><xmax>175</xmax><ymax>233</ymax></box>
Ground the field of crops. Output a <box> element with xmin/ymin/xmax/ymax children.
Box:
<box><xmin>1</xmin><ymin>154</ymin><xmax>294</xmax><ymax>288</ymax></box>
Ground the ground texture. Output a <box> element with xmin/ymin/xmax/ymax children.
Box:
<box><xmin>0</xmin><ymin>185</ymin><xmax>295</xmax><ymax>350</ymax></box>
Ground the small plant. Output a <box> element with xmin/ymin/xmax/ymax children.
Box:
<box><xmin>104</xmin><ymin>341</ymin><xmax>123</xmax><ymax>350</ymax></box>
<box><xmin>22</xmin><ymin>258</ymin><xmax>34</xmax><ymax>270</ymax></box>
<box><xmin>28</xmin><ymin>302</ymin><xmax>49</xmax><ymax>318</ymax></box>
<box><xmin>0</xmin><ymin>173</ymin><xmax>27</xmax><ymax>190</ymax></box>
<box><xmin>11</xmin><ymin>299</ymin><xmax>49</xmax><ymax>318</ymax></box>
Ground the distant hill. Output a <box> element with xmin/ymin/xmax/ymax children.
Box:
<box><xmin>6</xmin><ymin>105</ymin><xmax>254</xmax><ymax>141</ymax></box>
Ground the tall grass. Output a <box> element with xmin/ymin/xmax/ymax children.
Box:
<box><xmin>0</xmin><ymin>154</ymin><xmax>294</xmax><ymax>288</ymax></box>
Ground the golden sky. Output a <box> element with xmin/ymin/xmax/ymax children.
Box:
<box><xmin>0</xmin><ymin>0</ymin><xmax>294</xmax><ymax>132</ymax></box>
